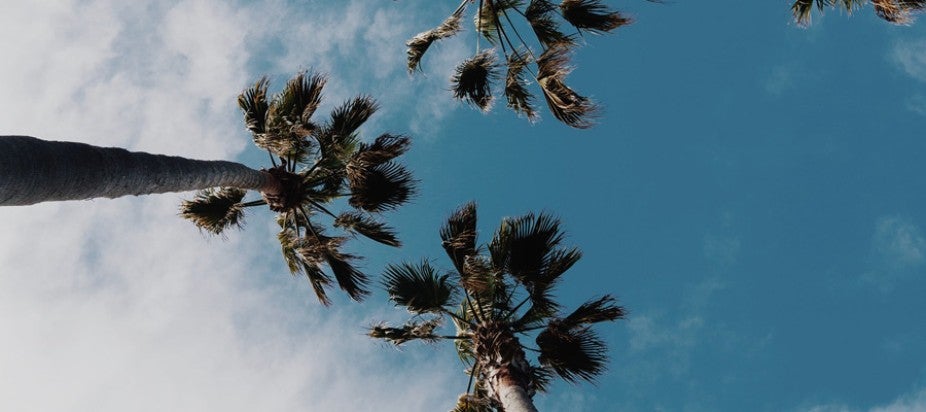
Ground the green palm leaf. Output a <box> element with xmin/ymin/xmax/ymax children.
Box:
<box><xmin>382</xmin><ymin>261</ymin><xmax>455</xmax><ymax>314</ymax></box>
<box><xmin>179</xmin><ymin>187</ymin><xmax>247</xmax><ymax>235</ymax></box>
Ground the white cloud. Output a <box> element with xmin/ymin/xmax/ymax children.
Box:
<box><xmin>892</xmin><ymin>39</ymin><xmax>926</xmax><ymax>83</ymax></box>
<box><xmin>862</xmin><ymin>215</ymin><xmax>926</xmax><ymax>292</ymax></box>
<box><xmin>0</xmin><ymin>1</ymin><xmax>464</xmax><ymax>410</ymax></box>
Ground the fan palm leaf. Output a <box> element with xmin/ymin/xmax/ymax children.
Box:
<box><xmin>452</xmin><ymin>50</ymin><xmax>500</xmax><ymax>112</ymax></box>
<box><xmin>559</xmin><ymin>0</ymin><xmax>632</xmax><ymax>33</ymax></box>
<box><xmin>383</xmin><ymin>261</ymin><xmax>455</xmax><ymax>314</ymax></box>
<box><xmin>179</xmin><ymin>187</ymin><xmax>247</xmax><ymax>235</ymax></box>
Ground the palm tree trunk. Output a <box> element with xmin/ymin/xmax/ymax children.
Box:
<box><xmin>495</xmin><ymin>379</ymin><xmax>540</xmax><ymax>412</ymax></box>
<box><xmin>474</xmin><ymin>321</ymin><xmax>539</xmax><ymax>412</ymax></box>
<box><xmin>0</xmin><ymin>135</ymin><xmax>270</xmax><ymax>206</ymax></box>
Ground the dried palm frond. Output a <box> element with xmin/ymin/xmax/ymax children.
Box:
<box><xmin>278</xmin><ymin>228</ymin><xmax>336</xmax><ymax>305</ymax></box>
<box><xmin>179</xmin><ymin>187</ymin><xmax>247</xmax><ymax>235</ymax></box>
<box><xmin>407</xmin><ymin>5</ymin><xmax>467</xmax><ymax>72</ymax></box>
<box><xmin>369</xmin><ymin>317</ymin><xmax>443</xmax><ymax>345</ymax></box>
<box><xmin>873</xmin><ymin>0</ymin><xmax>911</xmax><ymax>23</ymax></box>
<box><xmin>560</xmin><ymin>295</ymin><xmax>626</xmax><ymax>326</ymax></box>
<box><xmin>505</xmin><ymin>52</ymin><xmax>539</xmax><ymax>121</ymax></box>
<box><xmin>452</xmin><ymin>50</ymin><xmax>500</xmax><ymax>112</ymax></box>
<box><xmin>326</xmin><ymin>95</ymin><xmax>378</xmax><ymax>143</ymax></box>
<box><xmin>451</xmin><ymin>393</ymin><xmax>493</xmax><ymax>412</ymax></box>
<box><xmin>559</xmin><ymin>0</ymin><xmax>632</xmax><ymax>33</ymax></box>
<box><xmin>333</xmin><ymin>211</ymin><xmax>401</xmax><ymax>246</ymax></box>
<box><xmin>536</xmin><ymin>46</ymin><xmax>598</xmax><ymax>129</ymax></box>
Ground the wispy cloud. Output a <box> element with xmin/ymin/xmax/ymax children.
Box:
<box><xmin>801</xmin><ymin>385</ymin><xmax>926</xmax><ymax>412</ymax></box>
<box><xmin>863</xmin><ymin>215</ymin><xmax>926</xmax><ymax>291</ymax></box>
<box><xmin>892</xmin><ymin>39</ymin><xmax>926</xmax><ymax>83</ymax></box>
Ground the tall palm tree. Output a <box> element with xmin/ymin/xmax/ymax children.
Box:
<box><xmin>369</xmin><ymin>203</ymin><xmax>625</xmax><ymax>412</ymax></box>
<box><xmin>1</xmin><ymin>71</ymin><xmax>417</xmax><ymax>305</ymax></box>
<box><xmin>406</xmin><ymin>0</ymin><xmax>650</xmax><ymax>129</ymax></box>
<box><xmin>791</xmin><ymin>0</ymin><xmax>925</xmax><ymax>25</ymax></box>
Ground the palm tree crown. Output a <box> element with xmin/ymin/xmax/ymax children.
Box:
<box><xmin>180</xmin><ymin>71</ymin><xmax>417</xmax><ymax>305</ymax></box>
<box><xmin>369</xmin><ymin>202</ymin><xmax>624</xmax><ymax>411</ymax></box>
<box><xmin>791</xmin><ymin>0</ymin><xmax>925</xmax><ymax>25</ymax></box>
<box><xmin>407</xmin><ymin>0</ymin><xmax>648</xmax><ymax>129</ymax></box>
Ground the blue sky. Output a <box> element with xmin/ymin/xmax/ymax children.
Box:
<box><xmin>1</xmin><ymin>1</ymin><xmax>925</xmax><ymax>411</ymax></box>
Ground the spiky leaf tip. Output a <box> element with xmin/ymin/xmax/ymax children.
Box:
<box><xmin>452</xmin><ymin>50</ymin><xmax>500</xmax><ymax>112</ymax></box>
<box><xmin>440</xmin><ymin>201</ymin><xmax>479</xmax><ymax>273</ymax></box>
<box><xmin>179</xmin><ymin>187</ymin><xmax>247</xmax><ymax>235</ymax></box>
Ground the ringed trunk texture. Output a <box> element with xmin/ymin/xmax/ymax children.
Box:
<box><xmin>0</xmin><ymin>135</ymin><xmax>268</xmax><ymax>206</ymax></box>
<box><xmin>474</xmin><ymin>321</ymin><xmax>539</xmax><ymax>412</ymax></box>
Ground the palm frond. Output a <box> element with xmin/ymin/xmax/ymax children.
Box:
<box><xmin>536</xmin><ymin>46</ymin><xmax>598</xmax><ymax>129</ymax></box>
<box><xmin>474</xmin><ymin>0</ymin><xmax>500</xmax><ymax>43</ymax></box>
<box><xmin>536</xmin><ymin>323</ymin><xmax>609</xmax><ymax>383</ymax></box>
<box><xmin>561</xmin><ymin>295</ymin><xmax>626</xmax><ymax>326</ymax></box>
<box><xmin>351</xmin><ymin>134</ymin><xmax>412</xmax><ymax>168</ymax></box>
<box><xmin>334</xmin><ymin>211</ymin><xmax>401</xmax><ymax>247</ymax></box>
<box><xmin>238</xmin><ymin>77</ymin><xmax>270</xmax><ymax>135</ymax></box>
<box><xmin>505</xmin><ymin>52</ymin><xmax>539</xmax><ymax>121</ymax></box>
<box><xmin>559</xmin><ymin>0</ymin><xmax>632</xmax><ymax>33</ymax></box>
<box><xmin>382</xmin><ymin>261</ymin><xmax>455</xmax><ymax>314</ymax></box>
<box><xmin>493</xmin><ymin>212</ymin><xmax>564</xmax><ymax>281</ymax></box>
<box><xmin>278</xmin><ymin>71</ymin><xmax>326</xmax><ymax>124</ymax></box>
<box><xmin>461</xmin><ymin>255</ymin><xmax>494</xmax><ymax>294</ymax></box>
<box><xmin>452</xmin><ymin>50</ymin><xmax>500</xmax><ymax>112</ymax></box>
<box><xmin>326</xmin><ymin>95</ymin><xmax>379</xmax><ymax>143</ymax></box>
<box><xmin>872</xmin><ymin>0</ymin><xmax>921</xmax><ymax>23</ymax></box>
<box><xmin>278</xmin><ymin>228</ymin><xmax>335</xmax><ymax>305</ymax></box>
<box><xmin>407</xmin><ymin>5</ymin><xmax>467</xmax><ymax>72</ymax></box>
<box><xmin>530</xmin><ymin>365</ymin><xmax>555</xmax><ymax>393</ymax></box>
<box><xmin>440</xmin><ymin>201</ymin><xmax>479</xmax><ymax>273</ymax></box>
<box><xmin>526</xmin><ymin>0</ymin><xmax>576</xmax><ymax>48</ymax></box>
<box><xmin>369</xmin><ymin>317</ymin><xmax>443</xmax><ymax>345</ymax></box>
<box><xmin>179</xmin><ymin>188</ymin><xmax>247</xmax><ymax>235</ymax></box>
<box><xmin>347</xmin><ymin>161</ymin><xmax>416</xmax><ymax>212</ymax></box>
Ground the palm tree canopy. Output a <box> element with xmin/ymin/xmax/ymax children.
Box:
<box><xmin>371</xmin><ymin>202</ymin><xmax>625</xmax><ymax>411</ymax></box>
<box><xmin>405</xmin><ymin>0</ymin><xmax>654</xmax><ymax>128</ymax></box>
<box><xmin>179</xmin><ymin>71</ymin><xmax>418</xmax><ymax>305</ymax></box>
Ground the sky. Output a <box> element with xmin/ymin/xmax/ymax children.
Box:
<box><xmin>1</xmin><ymin>1</ymin><xmax>925</xmax><ymax>411</ymax></box>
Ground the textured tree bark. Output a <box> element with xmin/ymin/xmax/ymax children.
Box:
<box><xmin>474</xmin><ymin>321</ymin><xmax>539</xmax><ymax>412</ymax></box>
<box><xmin>0</xmin><ymin>135</ymin><xmax>269</xmax><ymax>206</ymax></box>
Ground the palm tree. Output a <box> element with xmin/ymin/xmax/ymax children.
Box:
<box><xmin>369</xmin><ymin>202</ymin><xmax>625</xmax><ymax>412</ymax></box>
<box><xmin>1</xmin><ymin>71</ymin><xmax>417</xmax><ymax>305</ymax></box>
<box><xmin>791</xmin><ymin>0</ymin><xmax>925</xmax><ymax>26</ymax></box>
<box><xmin>406</xmin><ymin>0</ymin><xmax>649</xmax><ymax>129</ymax></box>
